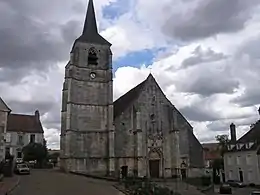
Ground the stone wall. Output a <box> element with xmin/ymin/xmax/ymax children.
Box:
<box><xmin>60</xmin><ymin>40</ymin><xmax>114</xmax><ymax>175</ymax></box>
<box><xmin>114</xmin><ymin>74</ymin><xmax>204</xmax><ymax>178</ymax></box>
<box><xmin>0</xmin><ymin>111</ymin><xmax>8</xmax><ymax>160</ymax></box>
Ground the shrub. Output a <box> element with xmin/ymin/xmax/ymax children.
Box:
<box><xmin>201</xmin><ymin>176</ymin><xmax>211</xmax><ymax>186</ymax></box>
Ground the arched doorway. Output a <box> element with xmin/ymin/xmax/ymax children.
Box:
<box><xmin>180</xmin><ymin>161</ymin><xmax>187</xmax><ymax>180</ymax></box>
<box><xmin>16</xmin><ymin>148</ymin><xmax>22</xmax><ymax>158</ymax></box>
<box><xmin>149</xmin><ymin>151</ymin><xmax>160</xmax><ymax>178</ymax></box>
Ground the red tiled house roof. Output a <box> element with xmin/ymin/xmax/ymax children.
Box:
<box><xmin>7</xmin><ymin>111</ymin><xmax>44</xmax><ymax>134</ymax></box>
<box><xmin>202</xmin><ymin>143</ymin><xmax>221</xmax><ymax>160</ymax></box>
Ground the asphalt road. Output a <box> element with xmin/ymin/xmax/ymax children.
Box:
<box><xmin>10</xmin><ymin>169</ymin><xmax>124</xmax><ymax>195</ymax></box>
<box><xmin>214</xmin><ymin>185</ymin><xmax>257</xmax><ymax>195</ymax></box>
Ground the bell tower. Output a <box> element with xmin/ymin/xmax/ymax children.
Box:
<box><xmin>60</xmin><ymin>0</ymin><xmax>115</xmax><ymax>175</ymax></box>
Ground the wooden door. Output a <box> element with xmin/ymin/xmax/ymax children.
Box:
<box><xmin>121</xmin><ymin>166</ymin><xmax>128</xmax><ymax>178</ymax></box>
<box><xmin>149</xmin><ymin>160</ymin><xmax>160</xmax><ymax>178</ymax></box>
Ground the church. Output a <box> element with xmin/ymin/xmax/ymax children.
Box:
<box><xmin>60</xmin><ymin>0</ymin><xmax>204</xmax><ymax>178</ymax></box>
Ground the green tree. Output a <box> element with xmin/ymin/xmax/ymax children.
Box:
<box><xmin>22</xmin><ymin>142</ymin><xmax>48</xmax><ymax>166</ymax></box>
<box><xmin>48</xmin><ymin>152</ymin><xmax>60</xmax><ymax>167</ymax></box>
<box><xmin>215</xmin><ymin>134</ymin><xmax>229</xmax><ymax>158</ymax></box>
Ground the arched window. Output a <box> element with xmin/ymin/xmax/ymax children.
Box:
<box><xmin>88</xmin><ymin>47</ymin><xmax>98</xmax><ymax>65</ymax></box>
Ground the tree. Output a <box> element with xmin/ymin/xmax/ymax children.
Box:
<box><xmin>48</xmin><ymin>152</ymin><xmax>60</xmax><ymax>167</ymax></box>
<box><xmin>215</xmin><ymin>134</ymin><xmax>229</xmax><ymax>158</ymax></box>
<box><xmin>212</xmin><ymin>134</ymin><xmax>230</xmax><ymax>184</ymax></box>
<box><xmin>22</xmin><ymin>142</ymin><xmax>48</xmax><ymax>166</ymax></box>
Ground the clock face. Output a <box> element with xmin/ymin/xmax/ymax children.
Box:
<box><xmin>90</xmin><ymin>72</ymin><xmax>96</xmax><ymax>79</ymax></box>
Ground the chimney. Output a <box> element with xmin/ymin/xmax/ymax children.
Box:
<box><xmin>35</xmin><ymin>110</ymin><xmax>40</xmax><ymax>120</ymax></box>
<box><xmin>230</xmin><ymin>123</ymin><xmax>236</xmax><ymax>143</ymax></box>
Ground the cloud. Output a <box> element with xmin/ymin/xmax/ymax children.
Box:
<box><xmin>1</xmin><ymin>0</ymin><xmax>260</xmax><ymax>149</ymax></box>
<box><xmin>162</xmin><ymin>0</ymin><xmax>260</xmax><ymax>41</ymax></box>
<box><xmin>181</xmin><ymin>46</ymin><xmax>228</xmax><ymax>68</ymax></box>
<box><xmin>175</xmin><ymin>59</ymin><xmax>240</xmax><ymax>97</ymax></box>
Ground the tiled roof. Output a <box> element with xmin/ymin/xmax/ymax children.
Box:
<box><xmin>113</xmin><ymin>77</ymin><xmax>147</xmax><ymax>118</ymax></box>
<box><xmin>237</xmin><ymin>120</ymin><xmax>260</xmax><ymax>143</ymax></box>
<box><xmin>202</xmin><ymin>143</ymin><xmax>221</xmax><ymax>160</ymax></box>
<box><xmin>204</xmin><ymin>150</ymin><xmax>221</xmax><ymax>160</ymax></box>
<box><xmin>113</xmin><ymin>73</ymin><xmax>194</xmax><ymax>131</ymax></box>
<box><xmin>202</xmin><ymin>143</ymin><xmax>219</xmax><ymax>150</ymax></box>
<box><xmin>7</xmin><ymin>113</ymin><xmax>44</xmax><ymax>134</ymax></box>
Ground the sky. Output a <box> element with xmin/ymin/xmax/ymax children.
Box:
<box><xmin>1</xmin><ymin>0</ymin><xmax>260</xmax><ymax>149</ymax></box>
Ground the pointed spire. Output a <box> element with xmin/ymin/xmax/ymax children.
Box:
<box><xmin>72</xmin><ymin>0</ymin><xmax>111</xmax><ymax>47</ymax></box>
<box><xmin>82</xmin><ymin>0</ymin><xmax>98</xmax><ymax>35</ymax></box>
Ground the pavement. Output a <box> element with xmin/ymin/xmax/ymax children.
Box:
<box><xmin>156</xmin><ymin>181</ymin><xmax>205</xmax><ymax>195</ymax></box>
<box><xmin>0</xmin><ymin>175</ymin><xmax>20</xmax><ymax>195</ymax></box>
<box><xmin>211</xmin><ymin>185</ymin><xmax>256</xmax><ymax>195</ymax></box>
<box><xmin>9</xmin><ymin>169</ymin><xmax>124</xmax><ymax>195</ymax></box>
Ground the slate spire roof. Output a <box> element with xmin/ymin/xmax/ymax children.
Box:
<box><xmin>83</xmin><ymin>0</ymin><xmax>98</xmax><ymax>35</ymax></box>
<box><xmin>74</xmin><ymin>0</ymin><xmax>111</xmax><ymax>46</ymax></box>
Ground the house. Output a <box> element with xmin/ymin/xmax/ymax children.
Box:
<box><xmin>0</xmin><ymin>97</ymin><xmax>11</xmax><ymax>161</ymax></box>
<box><xmin>5</xmin><ymin>110</ymin><xmax>44</xmax><ymax>159</ymax></box>
<box><xmin>202</xmin><ymin>143</ymin><xmax>221</xmax><ymax>168</ymax></box>
<box><xmin>224</xmin><ymin>118</ymin><xmax>260</xmax><ymax>185</ymax></box>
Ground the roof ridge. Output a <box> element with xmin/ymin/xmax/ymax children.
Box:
<box><xmin>10</xmin><ymin>113</ymin><xmax>35</xmax><ymax>117</ymax></box>
<box><xmin>113</xmin><ymin>78</ymin><xmax>148</xmax><ymax>118</ymax></box>
<box><xmin>0</xmin><ymin>97</ymin><xmax>11</xmax><ymax>112</ymax></box>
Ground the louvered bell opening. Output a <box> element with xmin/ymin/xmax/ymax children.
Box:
<box><xmin>88</xmin><ymin>53</ymin><xmax>98</xmax><ymax>65</ymax></box>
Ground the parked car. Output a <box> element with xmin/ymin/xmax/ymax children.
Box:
<box><xmin>14</xmin><ymin>163</ymin><xmax>30</xmax><ymax>175</ymax></box>
<box><xmin>16</xmin><ymin>158</ymin><xmax>23</xmax><ymax>164</ymax></box>
<box><xmin>219</xmin><ymin>183</ymin><xmax>232</xmax><ymax>194</ymax></box>
<box><xmin>226</xmin><ymin>180</ymin><xmax>246</xmax><ymax>188</ymax></box>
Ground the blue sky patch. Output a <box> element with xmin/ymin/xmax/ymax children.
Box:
<box><xmin>113</xmin><ymin>47</ymin><xmax>167</xmax><ymax>73</ymax></box>
<box><xmin>102</xmin><ymin>0</ymin><xmax>131</xmax><ymax>20</ymax></box>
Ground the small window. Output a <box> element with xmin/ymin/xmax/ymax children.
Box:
<box><xmin>88</xmin><ymin>47</ymin><xmax>98</xmax><ymax>65</ymax></box>
<box><xmin>229</xmin><ymin>170</ymin><xmax>233</xmax><ymax>179</ymax></box>
<box><xmin>236</xmin><ymin>156</ymin><xmax>241</xmax><ymax>165</ymax></box>
<box><xmin>246</xmin><ymin>155</ymin><xmax>252</xmax><ymax>165</ymax></box>
<box><xmin>5</xmin><ymin>133</ymin><xmax>11</xmax><ymax>142</ymax></box>
<box><xmin>18</xmin><ymin>135</ymin><xmax>23</xmax><ymax>145</ymax></box>
<box><xmin>30</xmin><ymin>134</ymin><xmax>35</xmax><ymax>143</ymax></box>
<box><xmin>228</xmin><ymin>156</ymin><xmax>232</xmax><ymax>165</ymax></box>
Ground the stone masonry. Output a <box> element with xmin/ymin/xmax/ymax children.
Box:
<box><xmin>60</xmin><ymin>0</ymin><xmax>204</xmax><ymax>178</ymax></box>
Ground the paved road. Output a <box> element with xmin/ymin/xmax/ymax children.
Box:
<box><xmin>10</xmin><ymin>169</ymin><xmax>124</xmax><ymax>195</ymax></box>
<box><xmin>213</xmin><ymin>185</ymin><xmax>256</xmax><ymax>195</ymax></box>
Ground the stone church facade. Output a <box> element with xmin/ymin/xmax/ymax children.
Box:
<box><xmin>60</xmin><ymin>0</ymin><xmax>204</xmax><ymax>178</ymax></box>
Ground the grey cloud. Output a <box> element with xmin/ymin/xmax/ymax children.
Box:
<box><xmin>232</xmin><ymin>87</ymin><xmax>260</xmax><ymax>107</ymax></box>
<box><xmin>6</xmin><ymin>96</ymin><xmax>61</xmax><ymax>131</ymax></box>
<box><xmin>0</xmin><ymin>1</ymin><xmax>82</xmax><ymax>83</ymax></box>
<box><xmin>42</xmin><ymin>103</ymin><xmax>61</xmax><ymax>130</ymax></box>
<box><xmin>180</xmin><ymin>105</ymin><xmax>220</xmax><ymax>122</ymax></box>
<box><xmin>163</xmin><ymin>0</ymin><xmax>259</xmax><ymax>41</ymax></box>
<box><xmin>6</xmin><ymin>99</ymin><xmax>55</xmax><ymax>116</ymax></box>
<box><xmin>199</xmin><ymin>136</ymin><xmax>216</xmax><ymax>143</ymax></box>
<box><xmin>175</xmin><ymin>65</ymin><xmax>239</xmax><ymax>97</ymax></box>
<box><xmin>207</xmin><ymin>114</ymin><xmax>258</xmax><ymax>132</ymax></box>
<box><xmin>182</xmin><ymin>46</ymin><xmax>228</xmax><ymax>68</ymax></box>
<box><xmin>179</xmin><ymin>97</ymin><xmax>221</xmax><ymax>122</ymax></box>
<box><xmin>230</xmin><ymin>35</ymin><xmax>260</xmax><ymax>107</ymax></box>
<box><xmin>179</xmin><ymin>94</ymin><xmax>254</xmax><ymax>123</ymax></box>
